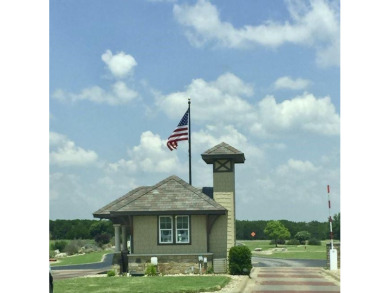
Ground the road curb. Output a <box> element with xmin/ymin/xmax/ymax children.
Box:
<box><xmin>321</xmin><ymin>268</ymin><xmax>340</xmax><ymax>282</ymax></box>
<box><xmin>232</xmin><ymin>275</ymin><xmax>251</xmax><ymax>293</ymax></box>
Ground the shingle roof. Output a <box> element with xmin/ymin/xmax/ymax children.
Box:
<box><xmin>201</xmin><ymin>142</ymin><xmax>245</xmax><ymax>164</ymax></box>
<box><xmin>93</xmin><ymin>176</ymin><xmax>226</xmax><ymax>218</ymax></box>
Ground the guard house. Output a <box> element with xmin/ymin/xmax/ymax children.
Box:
<box><xmin>93</xmin><ymin>142</ymin><xmax>245</xmax><ymax>274</ymax></box>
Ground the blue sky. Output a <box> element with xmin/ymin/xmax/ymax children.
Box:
<box><xmin>49</xmin><ymin>0</ymin><xmax>341</xmax><ymax>221</ymax></box>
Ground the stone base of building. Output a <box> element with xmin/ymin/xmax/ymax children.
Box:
<box><xmin>127</xmin><ymin>253</ymin><xmax>215</xmax><ymax>275</ymax></box>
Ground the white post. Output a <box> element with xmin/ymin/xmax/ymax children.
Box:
<box><xmin>113</xmin><ymin>224</ymin><xmax>121</xmax><ymax>252</ymax></box>
<box><xmin>327</xmin><ymin>185</ymin><xmax>338</xmax><ymax>271</ymax></box>
<box><xmin>329</xmin><ymin>248</ymin><xmax>338</xmax><ymax>270</ymax></box>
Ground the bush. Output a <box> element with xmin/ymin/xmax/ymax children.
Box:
<box><xmin>145</xmin><ymin>264</ymin><xmax>158</xmax><ymax>276</ymax></box>
<box><xmin>269</xmin><ymin>239</ymin><xmax>285</xmax><ymax>245</ymax></box>
<box><xmin>64</xmin><ymin>239</ymin><xmax>86</xmax><ymax>255</ymax></box>
<box><xmin>308</xmin><ymin>238</ymin><xmax>321</xmax><ymax>245</ymax></box>
<box><xmin>228</xmin><ymin>246</ymin><xmax>252</xmax><ymax>275</ymax></box>
<box><xmin>80</xmin><ymin>243</ymin><xmax>100</xmax><ymax>254</ymax></box>
<box><xmin>286</xmin><ymin>239</ymin><xmax>300</xmax><ymax>245</ymax></box>
<box><xmin>206</xmin><ymin>265</ymin><xmax>214</xmax><ymax>274</ymax></box>
<box><xmin>95</xmin><ymin>233</ymin><xmax>111</xmax><ymax>247</ymax></box>
<box><xmin>49</xmin><ymin>250</ymin><xmax>56</xmax><ymax>258</ymax></box>
<box><xmin>107</xmin><ymin>270</ymin><xmax>116</xmax><ymax>277</ymax></box>
<box><xmin>51</xmin><ymin>240</ymin><xmax>67</xmax><ymax>252</ymax></box>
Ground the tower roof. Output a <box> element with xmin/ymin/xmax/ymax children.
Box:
<box><xmin>201</xmin><ymin>142</ymin><xmax>245</xmax><ymax>164</ymax></box>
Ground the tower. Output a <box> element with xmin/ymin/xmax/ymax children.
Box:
<box><xmin>202</xmin><ymin>142</ymin><xmax>245</xmax><ymax>257</ymax></box>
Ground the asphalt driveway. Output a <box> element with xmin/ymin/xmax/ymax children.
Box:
<box><xmin>252</xmin><ymin>256</ymin><xmax>326</xmax><ymax>267</ymax></box>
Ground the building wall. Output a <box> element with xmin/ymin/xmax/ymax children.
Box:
<box><xmin>133</xmin><ymin>215</ymin><xmax>207</xmax><ymax>254</ymax></box>
<box><xmin>128</xmin><ymin>253</ymin><xmax>213</xmax><ymax>275</ymax></box>
<box><xmin>214</xmin><ymin>192</ymin><xmax>235</xmax><ymax>256</ymax></box>
<box><xmin>209</xmin><ymin>214</ymin><xmax>227</xmax><ymax>258</ymax></box>
<box><xmin>213</xmin><ymin>170</ymin><xmax>235</xmax><ymax>193</ymax></box>
<box><xmin>212</xmin><ymin>165</ymin><xmax>236</xmax><ymax>257</ymax></box>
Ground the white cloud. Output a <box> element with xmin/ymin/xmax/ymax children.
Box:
<box><xmin>276</xmin><ymin>159</ymin><xmax>320</xmax><ymax>175</ymax></box>
<box><xmin>193</xmin><ymin>124</ymin><xmax>264</xmax><ymax>164</ymax></box>
<box><xmin>173</xmin><ymin>0</ymin><xmax>339</xmax><ymax>67</ymax></box>
<box><xmin>252</xmin><ymin>158</ymin><xmax>333</xmax><ymax>206</ymax></box>
<box><xmin>101</xmin><ymin>50</ymin><xmax>137</xmax><ymax>78</ymax></box>
<box><xmin>158</xmin><ymin>73</ymin><xmax>339</xmax><ymax>137</ymax></box>
<box><xmin>107</xmin><ymin>131</ymin><xmax>184</xmax><ymax>174</ymax></box>
<box><xmin>193</xmin><ymin>124</ymin><xmax>248</xmax><ymax>152</ymax></box>
<box><xmin>273</xmin><ymin>76</ymin><xmax>310</xmax><ymax>90</ymax></box>
<box><xmin>52</xmin><ymin>81</ymin><xmax>138</xmax><ymax>106</ymax></box>
<box><xmin>156</xmin><ymin>72</ymin><xmax>254</xmax><ymax>123</ymax></box>
<box><xmin>52</xmin><ymin>50</ymin><xmax>139</xmax><ymax>105</ymax></box>
<box><xmin>158</xmin><ymin>72</ymin><xmax>339</xmax><ymax>138</ymax></box>
<box><xmin>251</xmin><ymin>92</ymin><xmax>339</xmax><ymax>136</ymax></box>
<box><xmin>111</xmin><ymin>81</ymin><xmax>138</xmax><ymax>102</ymax></box>
<box><xmin>50</xmin><ymin>132</ymin><xmax>98</xmax><ymax>167</ymax></box>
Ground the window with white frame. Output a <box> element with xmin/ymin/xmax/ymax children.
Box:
<box><xmin>159</xmin><ymin>216</ymin><xmax>173</xmax><ymax>243</ymax></box>
<box><xmin>176</xmin><ymin>215</ymin><xmax>190</xmax><ymax>243</ymax></box>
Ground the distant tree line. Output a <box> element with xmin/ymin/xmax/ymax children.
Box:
<box><xmin>236</xmin><ymin>214</ymin><xmax>340</xmax><ymax>241</ymax></box>
<box><xmin>50</xmin><ymin>219</ymin><xmax>114</xmax><ymax>240</ymax></box>
<box><xmin>50</xmin><ymin>214</ymin><xmax>340</xmax><ymax>241</ymax></box>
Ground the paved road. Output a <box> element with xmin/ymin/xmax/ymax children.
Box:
<box><xmin>243</xmin><ymin>267</ymin><xmax>339</xmax><ymax>293</ymax></box>
<box><xmin>51</xmin><ymin>253</ymin><xmax>114</xmax><ymax>271</ymax></box>
<box><xmin>51</xmin><ymin>253</ymin><xmax>114</xmax><ymax>280</ymax></box>
<box><xmin>243</xmin><ymin>258</ymin><xmax>338</xmax><ymax>292</ymax></box>
<box><xmin>52</xmin><ymin>254</ymin><xmax>327</xmax><ymax>281</ymax></box>
<box><xmin>252</xmin><ymin>256</ymin><xmax>327</xmax><ymax>268</ymax></box>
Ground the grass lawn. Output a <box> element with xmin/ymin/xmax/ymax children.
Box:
<box><xmin>54</xmin><ymin>276</ymin><xmax>231</xmax><ymax>293</ymax></box>
<box><xmin>51</xmin><ymin>250</ymin><xmax>112</xmax><ymax>267</ymax></box>
<box><xmin>239</xmin><ymin>240</ymin><xmax>330</xmax><ymax>260</ymax></box>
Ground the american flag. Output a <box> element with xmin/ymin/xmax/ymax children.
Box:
<box><xmin>167</xmin><ymin>109</ymin><xmax>189</xmax><ymax>151</ymax></box>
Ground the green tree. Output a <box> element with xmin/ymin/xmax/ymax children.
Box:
<box><xmin>332</xmin><ymin>213</ymin><xmax>340</xmax><ymax>240</ymax></box>
<box><xmin>89</xmin><ymin>220</ymin><xmax>114</xmax><ymax>238</ymax></box>
<box><xmin>307</xmin><ymin>221</ymin><xmax>328</xmax><ymax>240</ymax></box>
<box><xmin>264</xmin><ymin>220</ymin><xmax>291</xmax><ymax>247</ymax></box>
<box><xmin>294</xmin><ymin>231</ymin><xmax>311</xmax><ymax>244</ymax></box>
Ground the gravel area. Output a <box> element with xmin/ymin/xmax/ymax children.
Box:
<box><xmin>204</xmin><ymin>275</ymin><xmax>248</xmax><ymax>293</ymax></box>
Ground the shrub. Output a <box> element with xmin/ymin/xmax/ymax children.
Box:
<box><xmin>95</xmin><ymin>233</ymin><xmax>111</xmax><ymax>247</ymax></box>
<box><xmin>51</xmin><ymin>240</ymin><xmax>67</xmax><ymax>252</ymax></box>
<box><xmin>80</xmin><ymin>243</ymin><xmax>100</xmax><ymax>253</ymax></box>
<box><xmin>206</xmin><ymin>265</ymin><xmax>214</xmax><ymax>274</ymax></box>
<box><xmin>308</xmin><ymin>238</ymin><xmax>321</xmax><ymax>245</ymax></box>
<box><xmin>286</xmin><ymin>239</ymin><xmax>300</xmax><ymax>245</ymax></box>
<box><xmin>228</xmin><ymin>246</ymin><xmax>252</xmax><ymax>275</ymax></box>
<box><xmin>107</xmin><ymin>270</ymin><xmax>116</xmax><ymax>277</ymax></box>
<box><xmin>145</xmin><ymin>264</ymin><xmax>158</xmax><ymax>276</ymax></box>
<box><xmin>49</xmin><ymin>250</ymin><xmax>56</xmax><ymax>258</ymax></box>
<box><xmin>64</xmin><ymin>239</ymin><xmax>86</xmax><ymax>255</ymax></box>
<box><xmin>269</xmin><ymin>239</ymin><xmax>285</xmax><ymax>245</ymax></box>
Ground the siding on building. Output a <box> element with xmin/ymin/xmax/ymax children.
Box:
<box><xmin>214</xmin><ymin>192</ymin><xmax>235</xmax><ymax>256</ymax></box>
<box><xmin>209</xmin><ymin>214</ymin><xmax>227</xmax><ymax>258</ymax></box>
<box><xmin>133</xmin><ymin>215</ymin><xmax>208</xmax><ymax>254</ymax></box>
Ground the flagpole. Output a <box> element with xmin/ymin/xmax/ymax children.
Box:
<box><xmin>188</xmin><ymin>98</ymin><xmax>192</xmax><ymax>185</ymax></box>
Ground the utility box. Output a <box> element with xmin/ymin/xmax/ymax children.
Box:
<box><xmin>329</xmin><ymin>248</ymin><xmax>338</xmax><ymax>270</ymax></box>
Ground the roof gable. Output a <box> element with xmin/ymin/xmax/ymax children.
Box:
<box><xmin>93</xmin><ymin>176</ymin><xmax>226</xmax><ymax>218</ymax></box>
